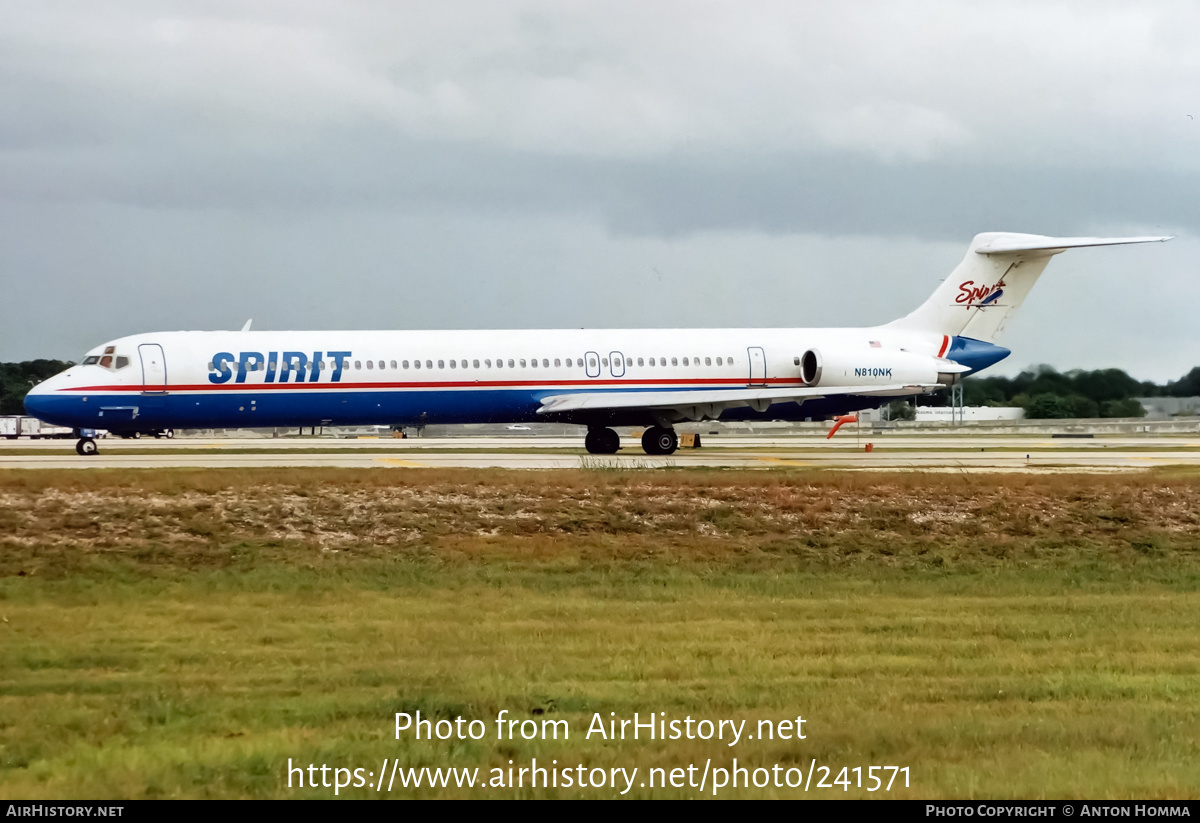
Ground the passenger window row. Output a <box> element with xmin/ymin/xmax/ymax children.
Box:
<box><xmin>208</xmin><ymin>356</ymin><xmax>741</xmax><ymax>372</ymax></box>
<box><xmin>341</xmin><ymin>355</ymin><xmax>738</xmax><ymax>371</ymax></box>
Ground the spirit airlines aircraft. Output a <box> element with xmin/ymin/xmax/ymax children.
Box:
<box><xmin>24</xmin><ymin>232</ymin><xmax>1169</xmax><ymax>456</ymax></box>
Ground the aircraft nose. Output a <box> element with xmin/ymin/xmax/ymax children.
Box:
<box><xmin>23</xmin><ymin>380</ymin><xmax>51</xmax><ymax>417</ymax></box>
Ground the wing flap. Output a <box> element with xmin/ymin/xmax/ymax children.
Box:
<box><xmin>536</xmin><ymin>384</ymin><xmax>937</xmax><ymax>415</ymax></box>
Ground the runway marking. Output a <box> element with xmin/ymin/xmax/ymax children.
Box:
<box><xmin>756</xmin><ymin>457</ymin><xmax>813</xmax><ymax>467</ymax></box>
<box><xmin>373</xmin><ymin>458</ymin><xmax>427</xmax><ymax>468</ymax></box>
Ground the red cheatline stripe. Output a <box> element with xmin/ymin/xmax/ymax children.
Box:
<box><xmin>59</xmin><ymin>376</ymin><xmax>806</xmax><ymax>393</ymax></box>
<box><xmin>936</xmin><ymin>335</ymin><xmax>950</xmax><ymax>358</ymax></box>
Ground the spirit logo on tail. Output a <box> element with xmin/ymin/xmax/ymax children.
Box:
<box><xmin>955</xmin><ymin>280</ymin><xmax>1005</xmax><ymax>308</ymax></box>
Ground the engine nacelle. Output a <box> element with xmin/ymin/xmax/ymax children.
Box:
<box><xmin>800</xmin><ymin>348</ymin><xmax>966</xmax><ymax>389</ymax></box>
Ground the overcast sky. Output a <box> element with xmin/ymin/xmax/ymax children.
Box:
<box><xmin>1</xmin><ymin>1</ymin><xmax>1196</xmax><ymax>381</ymax></box>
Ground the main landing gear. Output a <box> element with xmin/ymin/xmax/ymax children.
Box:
<box><xmin>583</xmin><ymin>426</ymin><xmax>679</xmax><ymax>455</ymax></box>
<box><xmin>584</xmin><ymin>427</ymin><xmax>621</xmax><ymax>454</ymax></box>
<box><xmin>641</xmin><ymin>426</ymin><xmax>678</xmax><ymax>455</ymax></box>
<box><xmin>75</xmin><ymin>438</ymin><xmax>98</xmax><ymax>456</ymax></box>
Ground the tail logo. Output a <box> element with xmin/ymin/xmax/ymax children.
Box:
<box><xmin>955</xmin><ymin>279</ymin><xmax>1006</xmax><ymax>308</ymax></box>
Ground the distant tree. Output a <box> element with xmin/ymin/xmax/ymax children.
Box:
<box><xmin>1167</xmin><ymin>367</ymin><xmax>1200</xmax><ymax>398</ymax></box>
<box><xmin>0</xmin><ymin>360</ymin><xmax>73</xmax><ymax>414</ymax></box>
<box><xmin>1100</xmin><ymin>398</ymin><xmax>1147</xmax><ymax>418</ymax></box>
<box><xmin>1070</xmin><ymin>368</ymin><xmax>1143</xmax><ymax>403</ymax></box>
<box><xmin>1025</xmin><ymin>393</ymin><xmax>1073</xmax><ymax>419</ymax></box>
<box><xmin>1064</xmin><ymin>394</ymin><xmax>1099</xmax><ymax>419</ymax></box>
<box><xmin>887</xmin><ymin>400</ymin><xmax>916</xmax><ymax>421</ymax></box>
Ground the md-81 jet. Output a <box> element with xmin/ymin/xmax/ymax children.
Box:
<box><xmin>24</xmin><ymin>232</ymin><xmax>1170</xmax><ymax>456</ymax></box>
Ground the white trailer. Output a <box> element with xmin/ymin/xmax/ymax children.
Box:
<box><xmin>1</xmin><ymin>415</ymin><xmax>76</xmax><ymax>439</ymax></box>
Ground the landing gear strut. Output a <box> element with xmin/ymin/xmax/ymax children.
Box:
<box><xmin>641</xmin><ymin>426</ymin><xmax>678</xmax><ymax>455</ymax></box>
<box><xmin>584</xmin><ymin>427</ymin><xmax>620</xmax><ymax>454</ymax></box>
<box><xmin>75</xmin><ymin>438</ymin><xmax>98</xmax><ymax>456</ymax></box>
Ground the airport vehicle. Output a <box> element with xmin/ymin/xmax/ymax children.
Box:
<box><xmin>0</xmin><ymin>415</ymin><xmax>75</xmax><ymax>439</ymax></box>
<box><xmin>23</xmin><ymin>232</ymin><xmax>1169</xmax><ymax>456</ymax></box>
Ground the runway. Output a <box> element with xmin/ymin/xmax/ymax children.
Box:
<box><xmin>3</xmin><ymin>433</ymin><xmax>1199</xmax><ymax>471</ymax></box>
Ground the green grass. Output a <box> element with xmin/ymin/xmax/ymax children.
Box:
<box><xmin>2</xmin><ymin>468</ymin><xmax>1199</xmax><ymax>798</ymax></box>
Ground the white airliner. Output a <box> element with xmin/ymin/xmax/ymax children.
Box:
<box><xmin>24</xmin><ymin>232</ymin><xmax>1169</xmax><ymax>456</ymax></box>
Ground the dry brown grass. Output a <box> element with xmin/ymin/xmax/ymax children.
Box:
<box><xmin>3</xmin><ymin>468</ymin><xmax>1199</xmax><ymax>577</ymax></box>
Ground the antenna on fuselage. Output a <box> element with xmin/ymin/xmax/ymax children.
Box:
<box><xmin>240</xmin><ymin>319</ymin><xmax>252</xmax><ymax>332</ymax></box>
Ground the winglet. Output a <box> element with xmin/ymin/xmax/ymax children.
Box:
<box><xmin>240</xmin><ymin>319</ymin><xmax>253</xmax><ymax>332</ymax></box>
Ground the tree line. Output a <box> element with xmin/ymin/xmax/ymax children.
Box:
<box><xmin>914</xmin><ymin>365</ymin><xmax>1200</xmax><ymax>419</ymax></box>
<box><xmin>0</xmin><ymin>360</ymin><xmax>75</xmax><ymax>415</ymax></box>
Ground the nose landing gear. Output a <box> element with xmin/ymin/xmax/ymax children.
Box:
<box><xmin>75</xmin><ymin>438</ymin><xmax>98</xmax><ymax>456</ymax></box>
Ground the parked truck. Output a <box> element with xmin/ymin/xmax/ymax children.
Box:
<box><xmin>0</xmin><ymin>415</ymin><xmax>77</xmax><ymax>439</ymax></box>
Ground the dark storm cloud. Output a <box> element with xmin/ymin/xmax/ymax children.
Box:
<box><xmin>0</xmin><ymin>1</ymin><xmax>1197</xmax><ymax>380</ymax></box>
<box><xmin>3</xmin><ymin>137</ymin><xmax>1195</xmax><ymax>241</ymax></box>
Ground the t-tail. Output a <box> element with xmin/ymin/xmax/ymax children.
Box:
<box><xmin>887</xmin><ymin>232</ymin><xmax>1172</xmax><ymax>343</ymax></box>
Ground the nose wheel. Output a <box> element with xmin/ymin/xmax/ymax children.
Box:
<box><xmin>641</xmin><ymin>426</ymin><xmax>678</xmax><ymax>455</ymax></box>
<box><xmin>75</xmin><ymin>438</ymin><xmax>98</xmax><ymax>456</ymax></box>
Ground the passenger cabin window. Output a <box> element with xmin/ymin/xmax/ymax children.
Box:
<box><xmin>450</xmin><ymin>360</ymin><xmax>457</xmax><ymax>369</ymax></box>
<box><xmin>437</xmin><ymin>360</ymin><xmax>445</xmax><ymax>369</ymax></box>
<box><xmin>414</xmin><ymin>360</ymin><xmax>421</xmax><ymax>369</ymax></box>
<box><xmin>403</xmin><ymin>360</ymin><xmax>410</xmax><ymax>369</ymax></box>
<box><xmin>367</xmin><ymin>361</ymin><xmax>374</xmax><ymax>370</ymax></box>
<box><xmin>520</xmin><ymin>359</ymin><xmax>527</xmax><ymax>367</ymax></box>
<box><xmin>473</xmin><ymin>359</ymin><xmax>480</xmax><ymax>368</ymax></box>
<box><xmin>426</xmin><ymin>360</ymin><xmax>433</xmax><ymax>369</ymax></box>
<box><xmin>671</xmin><ymin>357</ymin><xmax>678</xmax><ymax>366</ymax></box>
<box><xmin>391</xmin><ymin>360</ymin><xmax>397</xmax><ymax>369</ymax></box>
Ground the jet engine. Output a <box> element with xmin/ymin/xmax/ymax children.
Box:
<box><xmin>800</xmin><ymin>348</ymin><xmax>967</xmax><ymax>388</ymax></box>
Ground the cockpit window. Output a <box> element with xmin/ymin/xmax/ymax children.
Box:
<box><xmin>115</xmin><ymin>355</ymin><xmax>130</xmax><ymax>369</ymax></box>
<box><xmin>99</xmin><ymin>355</ymin><xmax>113</xmax><ymax>368</ymax></box>
<box><xmin>82</xmin><ymin>355</ymin><xmax>100</xmax><ymax>365</ymax></box>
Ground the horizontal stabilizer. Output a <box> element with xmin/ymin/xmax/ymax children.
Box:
<box><xmin>975</xmin><ymin>235</ymin><xmax>1172</xmax><ymax>255</ymax></box>
<box><xmin>537</xmin><ymin>384</ymin><xmax>937</xmax><ymax>415</ymax></box>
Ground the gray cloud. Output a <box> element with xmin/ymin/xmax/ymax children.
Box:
<box><xmin>0</xmin><ymin>1</ymin><xmax>1196</xmax><ymax>382</ymax></box>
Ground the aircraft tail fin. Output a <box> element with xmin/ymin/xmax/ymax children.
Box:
<box><xmin>886</xmin><ymin>233</ymin><xmax>1171</xmax><ymax>342</ymax></box>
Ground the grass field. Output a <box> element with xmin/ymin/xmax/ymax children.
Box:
<box><xmin>2</xmin><ymin>468</ymin><xmax>1199</xmax><ymax>798</ymax></box>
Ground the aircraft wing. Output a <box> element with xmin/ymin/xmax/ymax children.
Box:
<box><xmin>536</xmin><ymin>384</ymin><xmax>937</xmax><ymax>415</ymax></box>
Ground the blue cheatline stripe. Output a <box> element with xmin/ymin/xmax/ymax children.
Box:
<box><xmin>27</xmin><ymin>387</ymin><xmax>881</xmax><ymax>429</ymax></box>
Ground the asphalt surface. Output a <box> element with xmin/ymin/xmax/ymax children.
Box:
<box><xmin>2</xmin><ymin>434</ymin><xmax>1198</xmax><ymax>471</ymax></box>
